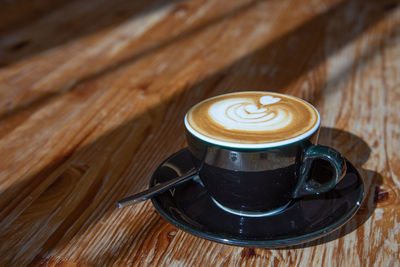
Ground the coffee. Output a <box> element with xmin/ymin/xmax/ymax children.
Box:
<box><xmin>185</xmin><ymin>92</ymin><xmax>319</xmax><ymax>147</ymax></box>
<box><xmin>183</xmin><ymin>91</ymin><xmax>345</xmax><ymax>216</ymax></box>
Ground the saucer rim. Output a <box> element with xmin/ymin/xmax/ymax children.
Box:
<box><xmin>150</xmin><ymin>148</ymin><xmax>365</xmax><ymax>248</ymax></box>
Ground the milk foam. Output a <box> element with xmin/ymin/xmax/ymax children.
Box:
<box><xmin>208</xmin><ymin>97</ymin><xmax>292</xmax><ymax>131</ymax></box>
<box><xmin>185</xmin><ymin>92</ymin><xmax>320</xmax><ymax>147</ymax></box>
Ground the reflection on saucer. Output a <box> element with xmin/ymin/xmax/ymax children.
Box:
<box><xmin>210</xmin><ymin>197</ymin><xmax>292</xmax><ymax>218</ymax></box>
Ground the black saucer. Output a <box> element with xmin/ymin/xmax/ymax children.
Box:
<box><xmin>150</xmin><ymin>148</ymin><xmax>364</xmax><ymax>248</ymax></box>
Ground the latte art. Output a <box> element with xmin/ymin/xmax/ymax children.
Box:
<box><xmin>209</xmin><ymin>97</ymin><xmax>292</xmax><ymax>131</ymax></box>
<box><xmin>185</xmin><ymin>92</ymin><xmax>320</xmax><ymax>147</ymax></box>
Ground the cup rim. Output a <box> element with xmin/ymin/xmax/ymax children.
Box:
<box><xmin>184</xmin><ymin>92</ymin><xmax>321</xmax><ymax>149</ymax></box>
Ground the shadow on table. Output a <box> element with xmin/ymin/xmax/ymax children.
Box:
<box><xmin>0</xmin><ymin>0</ymin><xmax>267</xmax><ymax>132</ymax></box>
<box><xmin>0</xmin><ymin>0</ymin><xmax>185</xmax><ymax>66</ymax></box>
<box><xmin>1</xmin><ymin>0</ymin><xmax>399</xmax><ymax>127</ymax></box>
<box><xmin>281</xmin><ymin>127</ymin><xmax>383</xmax><ymax>249</ymax></box>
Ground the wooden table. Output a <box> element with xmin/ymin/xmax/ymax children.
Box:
<box><xmin>1</xmin><ymin>0</ymin><xmax>399</xmax><ymax>265</ymax></box>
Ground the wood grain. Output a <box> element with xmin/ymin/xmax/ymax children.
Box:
<box><xmin>0</xmin><ymin>0</ymin><xmax>399</xmax><ymax>265</ymax></box>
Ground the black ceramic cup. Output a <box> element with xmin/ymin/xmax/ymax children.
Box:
<box><xmin>184</xmin><ymin>93</ymin><xmax>346</xmax><ymax>217</ymax></box>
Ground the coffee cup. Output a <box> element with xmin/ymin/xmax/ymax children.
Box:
<box><xmin>184</xmin><ymin>91</ymin><xmax>346</xmax><ymax>217</ymax></box>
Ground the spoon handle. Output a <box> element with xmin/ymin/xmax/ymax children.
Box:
<box><xmin>117</xmin><ymin>168</ymin><xmax>198</xmax><ymax>208</ymax></box>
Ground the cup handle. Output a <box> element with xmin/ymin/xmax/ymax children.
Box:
<box><xmin>293</xmin><ymin>145</ymin><xmax>347</xmax><ymax>198</ymax></box>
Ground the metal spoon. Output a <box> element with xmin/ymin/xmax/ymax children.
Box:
<box><xmin>116</xmin><ymin>168</ymin><xmax>198</xmax><ymax>208</ymax></box>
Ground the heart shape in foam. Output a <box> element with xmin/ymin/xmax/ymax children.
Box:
<box><xmin>260</xmin><ymin>96</ymin><xmax>280</xmax><ymax>105</ymax></box>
